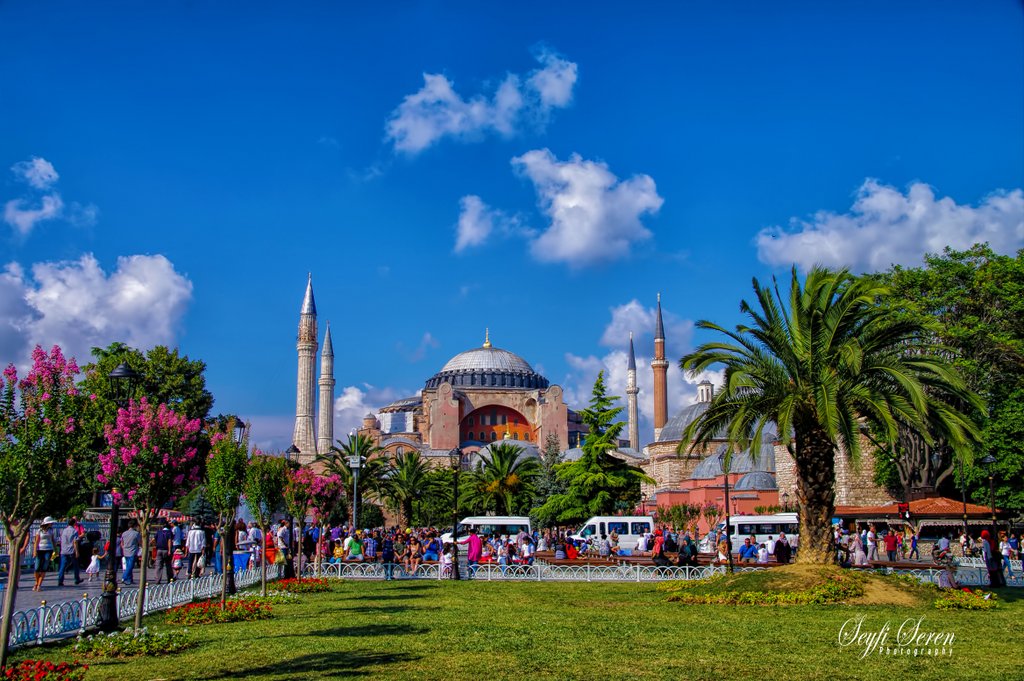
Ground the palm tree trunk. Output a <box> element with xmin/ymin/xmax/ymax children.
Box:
<box><xmin>794</xmin><ymin>427</ymin><xmax>838</xmax><ymax>565</ymax></box>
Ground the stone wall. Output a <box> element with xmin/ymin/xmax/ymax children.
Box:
<box><xmin>772</xmin><ymin>438</ymin><xmax>896</xmax><ymax>507</ymax></box>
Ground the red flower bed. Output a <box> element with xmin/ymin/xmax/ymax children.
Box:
<box><xmin>165</xmin><ymin>598</ymin><xmax>273</xmax><ymax>625</ymax></box>
<box><xmin>4</xmin><ymin>660</ymin><xmax>87</xmax><ymax>681</ymax></box>
<box><xmin>277</xmin><ymin>577</ymin><xmax>331</xmax><ymax>593</ymax></box>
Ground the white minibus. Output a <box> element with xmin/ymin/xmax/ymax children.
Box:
<box><xmin>701</xmin><ymin>513</ymin><xmax>799</xmax><ymax>553</ymax></box>
<box><xmin>440</xmin><ymin>516</ymin><xmax>531</xmax><ymax>545</ymax></box>
<box><xmin>570</xmin><ymin>516</ymin><xmax>655</xmax><ymax>552</ymax></box>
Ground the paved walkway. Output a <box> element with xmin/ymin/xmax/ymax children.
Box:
<box><xmin>2</xmin><ymin>560</ymin><xmax>229</xmax><ymax>613</ymax></box>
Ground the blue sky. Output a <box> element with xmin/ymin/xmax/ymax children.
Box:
<box><xmin>2</xmin><ymin>1</ymin><xmax>1022</xmax><ymax>451</ymax></box>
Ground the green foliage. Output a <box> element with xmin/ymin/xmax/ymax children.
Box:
<box><xmin>72</xmin><ymin>627</ymin><xmax>196</xmax><ymax>658</ymax></box>
<box><xmin>179</xmin><ymin>487</ymin><xmax>218</xmax><ymax>526</ymax></box>
<box><xmin>277</xmin><ymin>577</ymin><xmax>331</xmax><ymax>593</ymax></box>
<box><xmin>205</xmin><ymin>419</ymin><xmax>249</xmax><ymax>522</ymax></box>
<box><xmin>679</xmin><ymin>267</ymin><xmax>983</xmax><ymax>563</ymax></box>
<box><xmin>665</xmin><ymin>570</ymin><xmax>866</xmax><ymax>605</ymax></box>
<box><xmin>381</xmin><ymin>451</ymin><xmax>436</xmax><ymax>525</ymax></box>
<box><xmin>654</xmin><ymin>503</ymin><xmax>703</xmax><ymax>531</ymax></box>
<box><xmin>413</xmin><ymin>468</ymin><xmax>453</xmax><ymax>527</ymax></box>
<box><xmin>461</xmin><ymin>442</ymin><xmax>540</xmax><ymax>515</ymax></box>
<box><xmin>316</xmin><ymin>434</ymin><xmax>390</xmax><ymax>518</ymax></box>
<box><xmin>243</xmin><ymin>454</ymin><xmax>289</xmax><ymax>529</ymax></box>
<box><xmin>532</xmin><ymin>433</ymin><xmax>566</xmax><ymax>515</ymax></box>
<box><xmin>232</xmin><ymin>589</ymin><xmax>301</xmax><ymax>605</ymax></box>
<box><xmin>875</xmin><ymin>245</ymin><xmax>1024</xmax><ymax>513</ymax></box>
<box><xmin>533</xmin><ymin>372</ymin><xmax>651</xmax><ymax>525</ymax></box>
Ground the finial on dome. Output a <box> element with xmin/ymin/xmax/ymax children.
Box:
<box><xmin>483</xmin><ymin>327</ymin><xmax>491</xmax><ymax>349</ymax></box>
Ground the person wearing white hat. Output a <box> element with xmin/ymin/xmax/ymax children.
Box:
<box><xmin>32</xmin><ymin>517</ymin><xmax>57</xmax><ymax>591</ymax></box>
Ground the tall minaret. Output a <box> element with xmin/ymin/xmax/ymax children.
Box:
<box><xmin>292</xmin><ymin>274</ymin><xmax>318</xmax><ymax>464</ymax></box>
<box><xmin>316</xmin><ymin>322</ymin><xmax>335</xmax><ymax>457</ymax></box>
<box><xmin>626</xmin><ymin>331</ymin><xmax>639</xmax><ymax>450</ymax></box>
<box><xmin>652</xmin><ymin>293</ymin><xmax>669</xmax><ymax>441</ymax></box>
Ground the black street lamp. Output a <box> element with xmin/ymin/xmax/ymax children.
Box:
<box><xmin>722</xmin><ymin>456</ymin><xmax>734</xmax><ymax>574</ymax></box>
<box><xmin>282</xmin><ymin>444</ymin><xmax>300</xmax><ymax>578</ymax></box>
<box><xmin>224</xmin><ymin>418</ymin><xmax>247</xmax><ymax>596</ymax></box>
<box><xmin>449</xmin><ymin>448</ymin><xmax>461</xmax><ymax>580</ymax></box>
<box><xmin>99</xmin><ymin>362</ymin><xmax>140</xmax><ymax>631</ymax></box>
<box><xmin>347</xmin><ymin>431</ymin><xmax>363</xmax><ymax>531</ymax></box>
<box><xmin>959</xmin><ymin>453</ymin><xmax>969</xmax><ymax>541</ymax></box>
<box><xmin>979</xmin><ymin>454</ymin><xmax>998</xmax><ymax>536</ymax></box>
<box><xmin>781</xmin><ymin>492</ymin><xmax>790</xmax><ymax>513</ymax></box>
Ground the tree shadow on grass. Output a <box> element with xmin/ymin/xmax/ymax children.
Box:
<box><xmin>309</xmin><ymin>623</ymin><xmax>429</xmax><ymax>637</ymax></box>
<box><xmin>346</xmin><ymin>593</ymin><xmax>425</xmax><ymax>601</ymax></box>
<box><xmin>333</xmin><ymin>605</ymin><xmax>439</xmax><ymax>614</ymax></box>
<box><xmin>197</xmin><ymin>650</ymin><xmax>421</xmax><ymax>679</ymax></box>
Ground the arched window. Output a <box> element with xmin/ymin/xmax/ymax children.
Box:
<box><xmin>524</xmin><ymin>433</ymin><xmax>530</xmax><ymax>441</ymax></box>
<box><xmin>513</xmin><ymin>433</ymin><xmax>519</xmax><ymax>440</ymax></box>
<box><xmin>396</xmin><ymin>446</ymin><xmax>404</xmax><ymax>455</ymax></box>
<box><xmin>501</xmin><ymin>415</ymin><xmax>507</xmax><ymax>425</ymax></box>
<box><xmin>468</xmin><ymin>416</ymin><xmax>474</xmax><ymax>426</ymax></box>
<box><xmin>490</xmin><ymin>432</ymin><xmax>497</xmax><ymax>441</ymax></box>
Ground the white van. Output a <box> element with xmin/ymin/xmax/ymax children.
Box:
<box><xmin>570</xmin><ymin>516</ymin><xmax>654</xmax><ymax>552</ymax></box>
<box><xmin>440</xmin><ymin>516</ymin><xmax>531</xmax><ymax>545</ymax></box>
<box><xmin>702</xmin><ymin>513</ymin><xmax>799</xmax><ymax>553</ymax></box>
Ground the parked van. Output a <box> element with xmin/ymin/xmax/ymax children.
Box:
<box><xmin>700</xmin><ymin>513</ymin><xmax>799</xmax><ymax>553</ymax></box>
<box><xmin>440</xmin><ymin>516</ymin><xmax>531</xmax><ymax>545</ymax></box>
<box><xmin>570</xmin><ymin>516</ymin><xmax>654</xmax><ymax>552</ymax></box>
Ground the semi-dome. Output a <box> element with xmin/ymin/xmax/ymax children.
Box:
<box><xmin>734</xmin><ymin>471</ymin><xmax>778</xmax><ymax>491</ymax></box>
<box><xmin>467</xmin><ymin>440</ymin><xmax>541</xmax><ymax>469</ymax></box>
<box><xmin>425</xmin><ymin>335</ymin><xmax>549</xmax><ymax>390</ymax></box>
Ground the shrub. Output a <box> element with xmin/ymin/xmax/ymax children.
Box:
<box><xmin>72</xmin><ymin>627</ymin><xmax>195</xmax><ymax>658</ymax></box>
<box><xmin>3</xmin><ymin>660</ymin><xmax>87</xmax><ymax>681</ymax></box>
<box><xmin>165</xmin><ymin>598</ymin><xmax>273</xmax><ymax>625</ymax></box>
<box><xmin>656</xmin><ymin>576</ymin><xmax>723</xmax><ymax>593</ymax></box>
<box><xmin>933</xmin><ymin>589</ymin><xmax>997</xmax><ymax>610</ymax></box>
<box><xmin>277</xmin><ymin>577</ymin><xmax>331</xmax><ymax>593</ymax></box>
<box><xmin>666</xmin><ymin>571</ymin><xmax>865</xmax><ymax>605</ymax></box>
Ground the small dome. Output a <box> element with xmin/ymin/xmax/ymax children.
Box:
<box><xmin>658</xmin><ymin>401</ymin><xmax>726</xmax><ymax>442</ymax></box>
<box><xmin>561</xmin><ymin>447</ymin><xmax>585</xmax><ymax>462</ymax></box>
<box><xmin>734</xmin><ymin>471</ymin><xmax>778</xmax><ymax>491</ymax></box>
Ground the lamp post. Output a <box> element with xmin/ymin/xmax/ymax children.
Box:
<box><xmin>781</xmin><ymin>492</ymin><xmax>790</xmax><ymax>513</ymax></box>
<box><xmin>640</xmin><ymin>493</ymin><xmax>647</xmax><ymax>516</ymax></box>
<box><xmin>283</xmin><ymin>445</ymin><xmax>299</xmax><ymax>578</ymax></box>
<box><xmin>979</xmin><ymin>454</ymin><xmax>998</xmax><ymax>537</ymax></box>
<box><xmin>959</xmin><ymin>453</ymin><xmax>969</xmax><ymax>541</ymax></box>
<box><xmin>722</xmin><ymin>458</ymin><xmax>734</xmax><ymax>574</ymax></box>
<box><xmin>99</xmin><ymin>361</ymin><xmax>140</xmax><ymax>631</ymax></box>
<box><xmin>348</xmin><ymin>431</ymin><xmax>362</xmax><ymax>532</ymax></box>
<box><xmin>224</xmin><ymin>418</ymin><xmax>247</xmax><ymax>596</ymax></box>
<box><xmin>449</xmin><ymin>448</ymin><xmax>461</xmax><ymax>580</ymax></box>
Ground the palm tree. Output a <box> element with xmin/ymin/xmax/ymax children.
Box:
<box><xmin>462</xmin><ymin>442</ymin><xmax>541</xmax><ymax>515</ymax></box>
<box><xmin>679</xmin><ymin>267</ymin><xmax>982</xmax><ymax>564</ymax></box>
<box><xmin>382</xmin><ymin>451</ymin><xmax>435</xmax><ymax>526</ymax></box>
<box><xmin>315</xmin><ymin>434</ymin><xmax>388</xmax><ymax>520</ymax></box>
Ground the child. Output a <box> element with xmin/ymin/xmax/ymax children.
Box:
<box><xmin>85</xmin><ymin>547</ymin><xmax>101</xmax><ymax>581</ymax></box>
<box><xmin>441</xmin><ymin>542</ymin><xmax>454</xmax><ymax>578</ymax></box>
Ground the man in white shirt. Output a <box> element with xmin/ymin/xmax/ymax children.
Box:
<box><xmin>186</xmin><ymin>523</ymin><xmax>206</xmax><ymax>579</ymax></box>
<box><xmin>247</xmin><ymin>523</ymin><xmax>263</xmax><ymax>565</ymax></box>
<box><xmin>866</xmin><ymin>525</ymin><xmax>878</xmax><ymax>562</ymax></box>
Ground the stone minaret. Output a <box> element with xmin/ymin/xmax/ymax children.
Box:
<box><xmin>316</xmin><ymin>322</ymin><xmax>335</xmax><ymax>457</ymax></box>
<box><xmin>292</xmin><ymin>274</ymin><xmax>318</xmax><ymax>464</ymax></box>
<box><xmin>626</xmin><ymin>331</ymin><xmax>639</xmax><ymax>450</ymax></box>
<box><xmin>652</xmin><ymin>293</ymin><xmax>669</xmax><ymax>441</ymax></box>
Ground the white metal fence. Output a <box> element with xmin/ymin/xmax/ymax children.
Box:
<box><xmin>5</xmin><ymin>565</ymin><xmax>283</xmax><ymax>650</ymax></box>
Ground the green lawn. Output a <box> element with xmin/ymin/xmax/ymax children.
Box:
<box><xmin>17</xmin><ymin>580</ymin><xmax>1024</xmax><ymax>680</ymax></box>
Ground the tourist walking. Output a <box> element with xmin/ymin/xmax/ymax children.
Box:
<box><xmin>186</xmin><ymin>522</ymin><xmax>206</xmax><ymax>578</ymax></box>
<box><xmin>154</xmin><ymin>521</ymin><xmax>174</xmax><ymax>583</ymax></box>
<box><xmin>32</xmin><ymin>517</ymin><xmax>56</xmax><ymax>591</ymax></box>
<box><xmin>57</xmin><ymin>517</ymin><xmax>82</xmax><ymax>586</ymax></box>
<box><xmin>120</xmin><ymin>521</ymin><xmax>141</xmax><ymax>585</ymax></box>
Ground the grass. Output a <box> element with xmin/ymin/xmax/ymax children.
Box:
<box><xmin>13</xmin><ymin>579</ymin><xmax>1024</xmax><ymax>680</ymax></box>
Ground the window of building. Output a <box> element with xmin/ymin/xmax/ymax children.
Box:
<box><xmin>524</xmin><ymin>433</ymin><xmax>530</xmax><ymax>441</ymax></box>
<box><xmin>467</xmin><ymin>416</ymin><xmax>474</xmax><ymax>426</ymax></box>
<box><xmin>396</xmin><ymin>446</ymin><xmax>404</xmax><ymax>455</ymax></box>
<box><xmin>490</xmin><ymin>432</ymin><xmax>497</xmax><ymax>441</ymax></box>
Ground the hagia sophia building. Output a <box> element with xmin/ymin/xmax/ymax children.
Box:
<box><xmin>289</xmin><ymin>276</ymin><xmax>895</xmax><ymax>517</ymax></box>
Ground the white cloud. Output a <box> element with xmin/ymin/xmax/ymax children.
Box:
<box><xmin>401</xmin><ymin>331</ymin><xmax>441</xmax><ymax>363</ymax></box>
<box><xmin>756</xmin><ymin>179</ymin><xmax>1024</xmax><ymax>272</ymax></box>
<box><xmin>0</xmin><ymin>253</ymin><xmax>193</xmax><ymax>368</ymax></box>
<box><xmin>512</xmin><ymin>149</ymin><xmax>663</xmax><ymax>267</ymax></box>
<box><xmin>454</xmin><ymin>195</ymin><xmax>527</xmax><ymax>253</ymax></box>
<box><xmin>385</xmin><ymin>48</ymin><xmax>577</xmax><ymax>154</ymax></box>
<box><xmin>4</xmin><ymin>156</ymin><xmax>96</xmax><ymax>236</ymax></box>
<box><xmin>12</xmin><ymin>157</ymin><xmax>59</xmax><ymax>190</ymax></box>
<box><xmin>334</xmin><ymin>384</ymin><xmax>412</xmax><ymax>437</ymax></box>
<box><xmin>561</xmin><ymin>299</ymin><xmax>711</xmax><ymax>446</ymax></box>
<box><xmin>4</xmin><ymin>194</ymin><xmax>64</xmax><ymax>235</ymax></box>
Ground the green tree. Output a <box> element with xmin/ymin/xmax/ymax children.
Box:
<box><xmin>875</xmin><ymin>245</ymin><xmax>1024</xmax><ymax>513</ymax></box>
<box><xmin>315</xmin><ymin>434</ymin><xmax>389</xmax><ymax>522</ymax></box>
<box><xmin>462</xmin><ymin>442</ymin><xmax>540</xmax><ymax>515</ymax></box>
<box><xmin>382</xmin><ymin>451</ymin><xmax>434</xmax><ymax>526</ymax></box>
<box><xmin>243</xmin><ymin>453</ymin><xmax>289</xmax><ymax>595</ymax></box>
<box><xmin>414</xmin><ymin>467</ymin><xmax>453</xmax><ymax>527</ymax></box>
<box><xmin>679</xmin><ymin>267</ymin><xmax>982</xmax><ymax>564</ymax></box>
<box><xmin>533</xmin><ymin>372</ymin><xmax>650</xmax><ymax>526</ymax></box>
<box><xmin>206</xmin><ymin>418</ymin><xmax>249</xmax><ymax>605</ymax></box>
<box><xmin>533</xmin><ymin>433</ymin><xmax>566</xmax><ymax>508</ymax></box>
<box><xmin>0</xmin><ymin>346</ymin><xmax>90</xmax><ymax>670</ymax></box>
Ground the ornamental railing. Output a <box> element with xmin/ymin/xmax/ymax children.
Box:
<box><xmin>5</xmin><ymin>564</ymin><xmax>283</xmax><ymax>650</ymax></box>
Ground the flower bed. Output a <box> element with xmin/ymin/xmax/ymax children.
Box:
<box><xmin>3</xmin><ymin>660</ymin><xmax>87</xmax><ymax>681</ymax></box>
<box><xmin>165</xmin><ymin>598</ymin><xmax>273</xmax><ymax>625</ymax></box>
<box><xmin>72</xmin><ymin>627</ymin><xmax>195</xmax><ymax>658</ymax></box>
<box><xmin>277</xmin><ymin>577</ymin><xmax>331</xmax><ymax>594</ymax></box>
<box><xmin>934</xmin><ymin>588</ymin><xmax>997</xmax><ymax>610</ymax></box>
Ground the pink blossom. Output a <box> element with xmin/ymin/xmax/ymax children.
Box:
<box><xmin>89</xmin><ymin>393</ymin><xmax>97</xmax><ymax>401</ymax></box>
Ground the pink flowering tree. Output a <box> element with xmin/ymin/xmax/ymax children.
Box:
<box><xmin>100</xmin><ymin>397</ymin><xmax>202</xmax><ymax>630</ymax></box>
<box><xmin>309</xmin><ymin>473</ymin><xmax>345</xmax><ymax>572</ymax></box>
<box><xmin>283</xmin><ymin>467</ymin><xmax>321</xmax><ymax>576</ymax></box>
<box><xmin>0</xmin><ymin>346</ymin><xmax>88</xmax><ymax>669</ymax></box>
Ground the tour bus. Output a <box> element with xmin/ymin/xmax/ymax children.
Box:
<box><xmin>570</xmin><ymin>516</ymin><xmax>655</xmax><ymax>552</ymax></box>
<box><xmin>700</xmin><ymin>513</ymin><xmax>799</xmax><ymax>553</ymax></box>
<box><xmin>440</xmin><ymin>516</ymin><xmax>532</xmax><ymax>545</ymax></box>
